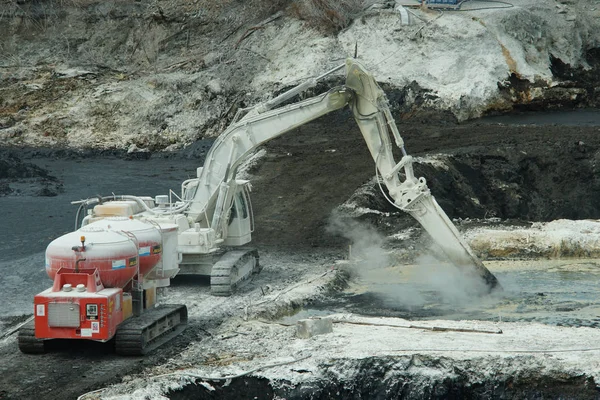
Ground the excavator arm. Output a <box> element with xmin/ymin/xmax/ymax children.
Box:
<box><xmin>345</xmin><ymin>61</ymin><xmax>500</xmax><ymax>291</ymax></box>
<box><xmin>182</xmin><ymin>59</ymin><xmax>500</xmax><ymax>291</ymax></box>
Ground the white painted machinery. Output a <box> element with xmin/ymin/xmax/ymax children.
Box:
<box><xmin>19</xmin><ymin>58</ymin><xmax>499</xmax><ymax>355</ymax></box>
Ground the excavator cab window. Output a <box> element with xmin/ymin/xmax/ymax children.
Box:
<box><xmin>238</xmin><ymin>192</ymin><xmax>248</xmax><ymax>219</ymax></box>
<box><xmin>227</xmin><ymin>191</ymin><xmax>249</xmax><ymax>226</ymax></box>
<box><xmin>228</xmin><ymin>200</ymin><xmax>237</xmax><ymax>225</ymax></box>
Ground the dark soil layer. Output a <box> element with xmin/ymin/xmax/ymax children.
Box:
<box><xmin>249</xmin><ymin>113</ymin><xmax>600</xmax><ymax>247</ymax></box>
<box><xmin>169</xmin><ymin>356</ymin><xmax>598</xmax><ymax>400</ymax></box>
<box><xmin>416</xmin><ymin>135</ymin><xmax>598</xmax><ymax>222</ymax></box>
<box><xmin>169</xmin><ymin>377</ymin><xmax>275</xmax><ymax>400</ymax></box>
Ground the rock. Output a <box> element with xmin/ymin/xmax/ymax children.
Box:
<box><xmin>203</xmin><ymin>51</ymin><xmax>222</xmax><ymax>67</ymax></box>
<box><xmin>0</xmin><ymin>182</ymin><xmax>13</xmax><ymax>196</ymax></box>
<box><xmin>127</xmin><ymin>143</ymin><xmax>149</xmax><ymax>154</ymax></box>
<box><xmin>296</xmin><ymin>317</ymin><xmax>333</xmax><ymax>339</ymax></box>
<box><xmin>37</xmin><ymin>185</ymin><xmax>60</xmax><ymax>197</ymax></box>
<box><xmin>126</xmin><ymin>144</ymin><xmax>151</xmax><ymax>160</ymax></box>
<box><xmin>206</xmin><ymin>79</ymin><xmax>223</xmax><ymax>95</ymax></box>
<box><xmin>0</xmin><ymin>117</ymin><xmax>15</xmax><ymax>129</ymax></box>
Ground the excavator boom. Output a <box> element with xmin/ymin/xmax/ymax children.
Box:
<box><xmin>185</xmin><ymin>58</ymin><xmax>500</xmax><ymax>291</ymax></box>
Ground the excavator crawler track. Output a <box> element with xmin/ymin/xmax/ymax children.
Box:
<box><xmin>115</xmin><ymin>304</ymin><xmax>187</xmax><ymax>356</ymax></box>
<box><xmin>18</xmin><ymin>320</ymin><xmax>45</xmax><ymax>354</ymax></box>
<box><xmin>210</xmin><ymin>248</ymin><xmax>260</xmax><ymax>296</ymax></box>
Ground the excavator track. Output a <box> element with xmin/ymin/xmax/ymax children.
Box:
<box><xmin>210</xmin><ymin>248</ymin><xmax>260</xmax><ymax>296</ymax></box>
<box><xmin>17</xmin><ymin>320</ymin><xmax>45</xmax><ymax>354</ymax></box>
<box><xmin>115</xmin><ymin>304</ymin><xmax>187</xmax><ymax>356</ymax></box>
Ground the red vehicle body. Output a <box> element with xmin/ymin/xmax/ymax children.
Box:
<box><xmin>34</xmin><ymin>268</ymin><xmax>125</xmax><ymax>341</ymax></box>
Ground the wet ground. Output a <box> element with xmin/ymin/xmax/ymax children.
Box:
<box><xmin>476</xmin><ymin>108</ymin><xmax>600</xmax><ymax>126</ymax></box>
<box><xmin>301</xmin><ymin>258</ymin><xmax>600</xmax><ymax>328</ymax></box>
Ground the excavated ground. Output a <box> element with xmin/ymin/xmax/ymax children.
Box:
<box><xmin>2</xmin><ymin>114</ymin><xmax>600</xmax><ymax>399</ymax></box>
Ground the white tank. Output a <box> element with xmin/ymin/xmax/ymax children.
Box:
<box><xmin>87</xmin><ymin>217</ymin><xmax>163</xmax><ymax>276</ymax></box>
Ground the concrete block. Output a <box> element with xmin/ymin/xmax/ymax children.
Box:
<box><xmin>296</xmin><ymin>317</ymin><xmax>333</xmax><ymax>339</ymax></box>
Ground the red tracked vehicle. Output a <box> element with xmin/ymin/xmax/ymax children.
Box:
<box><xmin>19</xmin><ymin>222</ymin><xmax>187</xmax><ymax>355</ymax></box>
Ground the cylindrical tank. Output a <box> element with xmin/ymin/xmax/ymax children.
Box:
<box><xmin>87</xmin><ymin>217</ymin><xmax>162</xmax><ymax>276</ymax></box>
<box><xmin>45</xmin><ymin>226</ymin><xmax>139</xmax><ymax>288</ymax></box>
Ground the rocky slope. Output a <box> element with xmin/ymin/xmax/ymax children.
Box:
<box><xmin>1</xmin><ymin>0</ymin><xmax>600</xmax><ymax>151</ymax></box>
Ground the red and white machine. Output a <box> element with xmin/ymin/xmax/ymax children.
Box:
<box><xmin>20</xmin><ymin>219</ymin><xmax>187</xmax><ymax>355</ymax></box>
<box><xmin>34</xmin><ymin>267</ymin><xmax>124</xmax><ymax>342</ymax></box>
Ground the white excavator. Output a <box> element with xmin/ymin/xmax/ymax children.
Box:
<box><xmin>19</xmin><ymin>59</ymin><xmax>499</xmax><ymax>355</ymax></box>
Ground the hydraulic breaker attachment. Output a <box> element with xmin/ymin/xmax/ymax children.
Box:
<box><xmin>404</xmin><ymin>192</ymin><xmax>501</xmax><ymax>291</ymax></box>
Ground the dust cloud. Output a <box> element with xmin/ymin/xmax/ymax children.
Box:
<box><xmin>327</xmin><ymin>212</ymin><xmax>390</xmax><ymax>270</ymax></box>
<box><xmin>409</xmin><ymin>255</ymin><xmax>500</xmax><ymax>303</ymax></box>
<box><xmin>327</xmin><ymin>212</ymin><xmax>500</xmax><ymax>309</ymax></box>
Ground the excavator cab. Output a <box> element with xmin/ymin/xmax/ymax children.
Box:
<box><xmin>224</xmin><ymin>181</ymin><xmax>254</xmax><ymax>246</ymax></box>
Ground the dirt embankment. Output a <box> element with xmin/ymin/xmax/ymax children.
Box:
<box><xmin>246</xmin><ymin>116</ymin><xmax>600</xmax><ymax>252</ymax></box>
<box><xmin>168</xmin><ymin>356</ymin><xmax>599</xmax><ymax>400</ymax></box>
<box><xmin>1</xmin><ymin>0</ymin><xmax>600</xmax><ymax>151</ymax></box>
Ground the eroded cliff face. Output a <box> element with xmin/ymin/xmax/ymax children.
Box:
<box><xmin>1</xmin><ymin>0</ymin><xmax>600</xmax><ymax>151</ymax></box>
